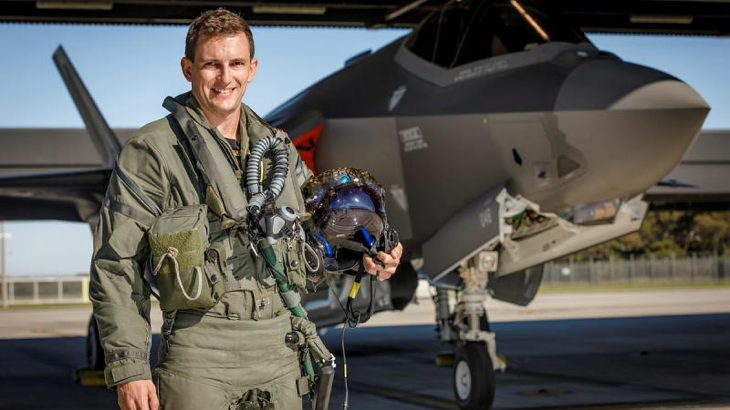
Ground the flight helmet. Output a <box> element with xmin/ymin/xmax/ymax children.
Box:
<box><xmin>302</xmin><ymin>167</ymin><xmax>391</xmax><ymax>274</ymax></box>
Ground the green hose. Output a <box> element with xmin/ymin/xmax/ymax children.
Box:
<box><xmin>260</xmin><ymin>243</ymin><xmax>316</xmax><ymax>381</ymax></box>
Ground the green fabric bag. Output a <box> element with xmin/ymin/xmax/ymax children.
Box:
<box><xmin>148</xmin><ymin>204</ymin><xmax>225</xmax><ymax>311</ymax></box>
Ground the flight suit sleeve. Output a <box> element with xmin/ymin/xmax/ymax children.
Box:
<box><xmin>89</xmin><ymin>136</ymin><xmax>169</xmax><ymax>389</ymax></box>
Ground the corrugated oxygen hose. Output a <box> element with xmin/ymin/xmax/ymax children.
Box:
<box><xmin>245</xmin><ymin>136</ymin><xmax>289</xmax><ymax>219</ymax></box>
<box><xmin>244</xmin><ymin>136</ymin><xmax>319</xmax><ymax>388</ymax></box>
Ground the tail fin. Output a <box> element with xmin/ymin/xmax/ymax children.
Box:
<box><xmin>53</xmin><ymin>46</ymin><xmax>121</xmax><ymax>168</ymax></box>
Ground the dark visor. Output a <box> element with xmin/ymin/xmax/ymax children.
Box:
<box><xmin>302</xmin><ymin>167</ymin><xmax>385</xmax><ymax>215</ymax></box>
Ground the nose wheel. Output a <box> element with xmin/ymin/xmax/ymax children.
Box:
<box><xmin>454</xmin><ymin>342</ymin><xmax>496</xmax><ymax>410</ymax></box>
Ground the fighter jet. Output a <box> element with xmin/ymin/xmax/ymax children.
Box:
<box><xmin>0</xmin><ymin>1</ymin><xmax>715</xmax><ymax>409</ymax></box>
<box><xmin>264</xmin><ymin>3</ymin><xmax>709</xmax><ymax>407</ymax></box>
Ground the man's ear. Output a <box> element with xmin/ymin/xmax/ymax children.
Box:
<box><xmin>247</xmin><ymin>58</ymin><xmax>258</xmax><ymax>84</ymax></box>
<box><xmin>181</xmin><ymin>57</ymin><xmax>193</xmax><ymax>82</ymax></box>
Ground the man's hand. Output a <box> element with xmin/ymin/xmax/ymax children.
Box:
<box><xmin>117</xmin><ymin>379</ymin><xmax>159</xmax><ymax>410</ymax></box>
<box><xmin>363</xmin><ymin>242</ymin><xmax>403</xmax><ymax>281</ymax></box>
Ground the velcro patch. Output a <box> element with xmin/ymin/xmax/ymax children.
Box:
<box><xmin>111</xmin><ymin>362</ymin><xmax>145</xmax><ymax>383</ymax></box>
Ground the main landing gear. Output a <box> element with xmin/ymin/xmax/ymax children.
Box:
<box><xmin>86</xmin><ymin>316</ymin><xmax>105</xmax><ymax>371</ymax></box>
<box><xmin>432</xmin><ymin>251</ymin><xmax>505</xmax><ymax>410</ymax></box>
<box><xmin>72</xmin><ymin>316</ymin><xmax>106</xmax><ymax>387</ymax></box>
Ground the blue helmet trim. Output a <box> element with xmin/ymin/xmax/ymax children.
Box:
<box><xmin>314</xmin><ymin>232</ymin><xmax>335</xmax><ymax>258</ymax></box>
<box><xmin>358</xmin><ymin>228</ymin><xmax>375</xmax><ymax>249</ymax></box>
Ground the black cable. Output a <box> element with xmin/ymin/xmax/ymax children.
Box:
<box><xmin>326</xmin><ymin>268</ymin><xmax>378</xmax><ymax>410</ymax></box>
<box><xmin>344</xmin><ymin>270</ymin><xmax>376</xmax><ymax>325</ymax></box>
<box><xmin>341</xmin><ymin>320</ymin><xmax>349</xmax><ymax>410</ymax></box>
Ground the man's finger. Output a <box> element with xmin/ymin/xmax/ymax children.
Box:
<box><xmin>362</xmin><ymin>255</ymin><xmax>378</xmax><ymax>270</ymax></box>
<box><xmin>377</xmin><ymin>251</ymin><xmax>394</xmax><ymax>266</ymax></box>
<box><xmin>120</xmin><ymin>399</ymin><xmax>137</xmax><ymax>410</ymax></box>
<box><xmin>362</xmin><ymin>256</ymin><xmax>378</xmax><ymax>274</ymax></box>
<box><xmin>377</xmin><ymin>269</ymin><xmax>395</xmax><ymax>281</ymax></box>
<box><xmin>148</xmin><ymin>385</ymin><xmax>160</xmax><ymax>410</ymax></box>
<box><xmin>136</xmin><ymin>396</ymin><xmax>150</xmax><ymax>410</ymax></box>
<box><xmin>119</xmin><ymin>395</ymin><xmax>134</xmax><ymax>410</ymax></box>
<box><xmin>390</xmin><ymin>243</ymin><xmax>403</xmax><ymax>260</ymax></box>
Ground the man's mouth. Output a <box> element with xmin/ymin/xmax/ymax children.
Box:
<box><xmin>212</xmin><ymin>87</ymin><xmax>235</xmax><ymax>96</ymax></box>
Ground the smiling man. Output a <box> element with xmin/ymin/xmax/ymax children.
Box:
<box><xmin>89</xmin><ymin>8</ymin><xmax>402</xmax><ymax>410</ymax></box>
<box><xmin>181</xmin><ymin>23</ymin><xmax>256</xmax><ymax>140</ymax></box>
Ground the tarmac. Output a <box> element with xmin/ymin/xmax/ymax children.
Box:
<box><xmin>0</xmin><ymin>287</ymin><xmax>729</xmax><ymax>409</ymax></box>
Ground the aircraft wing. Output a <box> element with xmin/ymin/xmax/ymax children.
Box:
<box><xmin>1</xmin><ymin>0</ymin><xmax>729</xmax><ymax>36</ymax></box>
<box><xmin>646</xmin><ymin>130</ymin><xmax>730</xmax><ymax>210</ymax></box>
<box><xmin>0</xmin><ymin>169</ymin><xmax>110</xmax><ymax>222</ymax></box>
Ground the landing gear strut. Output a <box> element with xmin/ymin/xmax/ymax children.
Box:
<box><xmin>86</xmin><ymin>316</ymin><xmax>104</xmax><ymax>370</ymax></box>
<box><xmin>432</xmin><ymin>251</ymin><xmax>505</xmax><ymax>410</ymax></box>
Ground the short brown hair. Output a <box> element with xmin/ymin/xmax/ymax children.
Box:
<box><xmin>185</xmin><ymin>8</ymin><xmax>254</xmax><ymax>61</ymax></box>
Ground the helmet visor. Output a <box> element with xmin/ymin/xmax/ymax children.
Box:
<box><xmin>319</xmin><ymin>208</ymin><xmax>384</xmax><ymax>248</ymax></box>
<box><xmin>302</xmin><ymin>167</ymin><xmax>385</xmax><ymax>215</ymax></box>
<box><xmin>329</xmin><ymin>186</ymin><xmax>377</xmax><ymax>212</ymax></box>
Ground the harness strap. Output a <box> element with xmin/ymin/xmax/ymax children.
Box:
<box><xmin>165</xmin><ymin>115</ymin><xmax>205</xmax><ymax>201</ymax></box>
<box><xmin>163</xmin><ymin>96</ymin><xmax>248</xmax><ymax>223</ymax></box>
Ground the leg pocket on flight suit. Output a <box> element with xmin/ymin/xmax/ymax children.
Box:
<box><xmin>154</xmin><ymin>368</ymin><xmax>233</xmax><ymax>410</ymax></box>
<box><xmin>267</xmin><ymin>374</ymin><xmax>303</xmax><ymax>410</ymax></box>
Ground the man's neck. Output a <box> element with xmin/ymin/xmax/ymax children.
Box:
<box><xmin>192</xmin><ymin>95</ymin><xmax>241</xmax><ymax>142</ymax></box>
<box><xmin>204</xmin><ymin>108</ymin><xmax>240</xmax><ymax>142</ymax></box>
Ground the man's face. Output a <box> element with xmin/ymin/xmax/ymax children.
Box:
<box><xmin>181</xmin><ymin>32</ymin><xmax>257</xmax><ymax>120</ymax></box>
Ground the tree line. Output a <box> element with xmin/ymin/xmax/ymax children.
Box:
<box><xmin>572</xmin><ymin>210</ymin><xmax>730</xmax><ymax>261</ymax></box>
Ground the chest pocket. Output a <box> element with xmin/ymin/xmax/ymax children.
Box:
<box><xmin>149</xmin><ymin>204</ymin><xmax>226</xmax><ymax>311</ymax></box>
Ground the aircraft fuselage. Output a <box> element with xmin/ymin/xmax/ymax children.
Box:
<box><xmin>266</xmin><ymin>37</ymin><xmax>709</xmax><ymax>266</ymax></box>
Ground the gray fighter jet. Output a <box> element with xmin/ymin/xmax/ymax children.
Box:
<box><xmin>0</xmin><ymin>2</ymin><xmax>714</xmax><ymax>409</ymax></box>
<box><xmin>265</xmin><ymin>4</ymin><xmax>709</xmax><ymax>408</ymax></box>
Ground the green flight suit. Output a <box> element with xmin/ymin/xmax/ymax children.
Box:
<box><xmin>90</xmin><ymin>92</ymin><xmax>314</xmax><ymax>409</ymax></box>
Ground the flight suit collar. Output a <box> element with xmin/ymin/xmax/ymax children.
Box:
<box><xmin>176</xmin><ymin>91</ymin><xmax>276</xmax><ymax>148</ymax></box>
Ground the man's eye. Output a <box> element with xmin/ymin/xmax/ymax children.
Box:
<box><xmin>232</xmin><ymin>61</ymin><xmax>245</xmax><ymax>67</ymax></box>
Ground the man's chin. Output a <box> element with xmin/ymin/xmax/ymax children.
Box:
<box><xmin>211</xmin><ymin>100</ymin><xmax>242</xmax><ymax>115</ymax></box>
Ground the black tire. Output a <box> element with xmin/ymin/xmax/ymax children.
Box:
<box><xmin>86</xmin><ymin>316</ymin><xmax>104</xmax><ymax>370</ymax></box>
<box><xmin>453</xmin><ymin>342</ymin><xmax>496</xmax><ymax>410</ymax></box>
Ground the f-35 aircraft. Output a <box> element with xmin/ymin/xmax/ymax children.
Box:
<box><xmin>268</xmin><ymin>4</ymin><xmax>710</xmax><ymax>408</ymax></box>
<box><xmin>0</xmin><ymin>1</ymin><xmax>722</xmax><ymax>409</ymax></box>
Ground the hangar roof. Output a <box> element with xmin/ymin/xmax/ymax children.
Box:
<box><xmin>2</xmin><ymin>0</ymin><xmax>729</xmax><ymax>36</ymax></box>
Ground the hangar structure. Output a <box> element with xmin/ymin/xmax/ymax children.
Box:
<box><xmin>1</xmin><ymin>0</ymin><xmax>730</xmax><ymax>36</ymax></box>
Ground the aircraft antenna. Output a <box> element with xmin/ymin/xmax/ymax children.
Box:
<box><xmin>53</xmin><ymin>46</ymin><xmax>121</xmax><ymax>169</ymax></box>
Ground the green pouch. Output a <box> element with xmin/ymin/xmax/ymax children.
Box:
<box><xmin>149</xmin><ymin>204</ymin><xmax>225</xmax><ymax>311</ymax></box>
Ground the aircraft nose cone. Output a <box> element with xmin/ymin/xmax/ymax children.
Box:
<box><xmin>555</xmin><ymin>59</ymin><xmax>709</xmax><ymax>112</ymax></box>
<box><xmin>541</xmin><ymin>59</ymin><xmax>710</xmax><ymax>210</ymax></box>
<box><xmin>606</xmin><ymin>78</ymin><xmax>709</xmax><ymax>112</ymax></box>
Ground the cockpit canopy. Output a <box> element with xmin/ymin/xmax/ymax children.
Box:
<box><xmin>406</xmin><ymin>0</ymin><xmax>587</xmax><ymax>68</ymax></box>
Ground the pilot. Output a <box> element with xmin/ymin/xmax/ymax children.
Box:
<box><xmin>89</xmin><ymin>8</ymin><xmax>403</xmax><ymax>410</ymax></box>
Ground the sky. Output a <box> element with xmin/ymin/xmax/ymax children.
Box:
<box><xmin>0</xmin><ymin>23</ymin><xmax>728</xmax><ymax>276</ymax></box>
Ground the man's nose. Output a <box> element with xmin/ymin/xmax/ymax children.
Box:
<box><xmin>219</xmin><ymin>65</ymin><xmax>231</xmax><ymax>83</ymax></box>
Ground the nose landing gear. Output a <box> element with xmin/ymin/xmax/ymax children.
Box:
<box><xmin>432</xmin><ymin>251</ymin><xmax>505</xmax><ymax>410</ymax></box>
